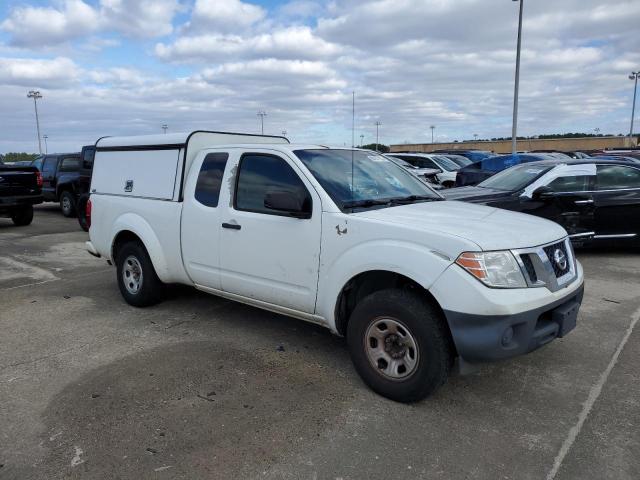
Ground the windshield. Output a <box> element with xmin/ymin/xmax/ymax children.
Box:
<box><xmin>446</xmin><ymin>155</ymin><xmax>473</xmax><ymax>167</ymax></box>
<box><xmin>431</xmin><ymin>155</ymin><xmax>460</xmax><ymax>171</ymax></box>
<box><xmin>478</xmin><ymin>164</ymin><xmax>552</xmax><ymax>191</ymax></box>
<box><xmin>295</xmin><ymin>149</ymin><xmax>441</xmax><ymax>210</ymax></box>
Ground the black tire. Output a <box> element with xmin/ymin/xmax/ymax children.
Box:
<box><xmin>11</xmin><ymin>205</ymin><xmax>34</xmax><ymax>226</ymax></box>
<box><xmin>60</xmin><ymin>191</ymin><xmax>77</xmax><ymax>217</ymax></box>
<box><xmin>76</xmin><ymin>194</ymin><xmax>89</xmax><ymax>232</ymax></box>
<box><xmin>442</xmin><ymin>181</ymin><xmax>454</xmax><ymax>188</ymax></box>
<box><xmin>115</xmin><ymin>241</ymin><xmax>164</xmax><ymax>307</ymax></box>
<box><xmin>347</xmin><ymin>288</ymin><xmax>453</xmax><ymax>403</ymax></box>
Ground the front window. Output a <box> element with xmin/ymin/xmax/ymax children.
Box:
<box><xmin>478</xmin><ymin>164</ymin><xmax>552</xmax><ymax>191</ymax></box>
<box><xmin>295</xmin><ymin>149</ymin><xmax>441</xmax><ymax>211</ymax></box>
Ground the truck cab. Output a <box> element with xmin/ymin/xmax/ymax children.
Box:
<box><xmin>86</xmin><ymin>131</ymin><xmax>585</xmax><ymax>402</ymax></box>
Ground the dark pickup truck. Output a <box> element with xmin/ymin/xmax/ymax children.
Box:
<box><xmin>33</xmin><ymin>147</ymin><xmax>94</xmax><ymax>217</ymax></box>
<box><xmin>0</xmin><ymin>159</ymin><xmax>43</xmax><ymax>226</ymax></box>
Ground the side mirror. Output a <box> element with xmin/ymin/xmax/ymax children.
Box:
<box><xmin>264</xmin><ymin>190</ymin><xmax>311</xmax><ymax>219</ymax></box>
<box><xmin>532</xmin><ymin>185</ymin><xmax>555</xmax><ymax>201</ymax></box>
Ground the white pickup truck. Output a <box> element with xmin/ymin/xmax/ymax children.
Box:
<box><xmin>86</xmin><ymin>130</ymin><xmax>584</xmax><ymax>402</ymax></box>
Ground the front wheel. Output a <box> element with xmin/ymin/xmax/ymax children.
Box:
<box><xmin>60</xmin><ymin>191</ymin><xmax>77</xmax><ymax>217</ymax></box>
<box><xmin>11</xmin><ymin>206</ymin><xmax>34</xmax><ymax>226</ymax></box>
<box><xmin>347</xmin><ymin>289</ymin><xmax>453</xmax><ymax>403</ymax></box>
<box><xmin>115</xmin><ymin>241</ymin><xmax>164</xmax><ymax>307</ymax></box>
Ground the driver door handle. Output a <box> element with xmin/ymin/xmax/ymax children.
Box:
<box><xmin>574</xmin><ymin>199</ymin><xmax>594</xmax><ymax>205</ymax></box>
<box><xmin>222</xmin><ymin>222</ymin><xmax>241</xmax><ymax>230</ymax></box>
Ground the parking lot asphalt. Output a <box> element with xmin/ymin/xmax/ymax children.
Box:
<box><xmin>1</xmin><ymin>205</ymin><xmax>639</xmax><ymax>480</ymax></box>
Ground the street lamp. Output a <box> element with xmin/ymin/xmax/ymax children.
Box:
<box><xmin>474</xmin><ymin>133</ymin><xmax>478</xmax><ymax>141</ymax></box>
<box><xmin>360</xmin><ymin>134</ymin><xmax>364</xmax><ymax>147</ymax></box>
<box><xmin>375</xmin><ymin>121</ymin><xmax>382</xmax><ymax>152</ymax></box>
<box><xmin>594</xmin><ymin>127</ymin><xmax>600</xmax><ymax>136</ymax></box>
<box><xmin>162</xmin><ymin>124</ymin><xmax>168</xmax><ymax>134</ymax></box>
<box><xmin>629</xmin><ymin>71</ymin><xmax>639</xmax><ymax>144</ymax></box>
<box><xmin>281</xmin><ymin>129</ymin><xmax>287</xmax><ymax>138</ymax></box>
<box><xmin>43</xmin><ymin>134</ymin><xmax>48</xmax><ymax>154</ymax></box>
<box><xmin>27</xmin><ymin>90</ymin><xmax>43</xmax><ymax>154</ymax></box>
<box><xmin>430</xmin><ymin>125</ymin><xmax>435</xmax><ymax>144</ymax></box>
<box><xmin>511</xmin><ymin>0</ymin><xmax>524</xmax><ymax>154</ymax></box>
<box><xmin>257</xmin><ymin>111</ymin><xmax>267</xmax><ymax>135</ymax></box>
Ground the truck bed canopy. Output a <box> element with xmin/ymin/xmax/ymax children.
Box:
<box><xmin>92</xmin><ymin>130</ymin><xmax>289</xmax><ymax>201</ymax></box>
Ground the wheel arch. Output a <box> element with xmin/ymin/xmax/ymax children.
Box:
<box><xmin>332</xmin><ymin>269</ymin><xmax>456</xmax><ymax>356</ymax></box>
<box><xmin>110</xmin><ymin>214</ymin><xmax>171</xmax><ymax>282</ymax></box>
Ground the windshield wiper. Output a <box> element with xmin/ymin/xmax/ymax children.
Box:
<box><xmin>342</xmin><ymin>199</ymin><xmax>392</xmax><ymax>209</ymax></box>
<box><xmin>388</xmin><ymin>195</ymin><xmax>440</xmax><ymax>204</ymax></box>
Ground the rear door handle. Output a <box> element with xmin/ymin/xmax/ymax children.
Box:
<box><xmin>574</xmin><ymin>199</ymin><xmax>593</xmax><ymax>205</ymax></box>
<box><xmin>222</xmin><ymin>222</ymin><xmax>241</xmax><ymax>230</ymax></box>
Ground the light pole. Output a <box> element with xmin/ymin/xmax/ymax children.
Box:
<box><xmin>281</xmin><ymin>129</ymin><xmax>287</xmax><ymax>139</ymax></box>
<box><xmin>629</xmin><ymin>71</ymin><xmax>639</xmax><ymax>144</ymax></box>
<box><xmin>257</xmin><ymin>110</ymin><xmax>267</xmax><ymax>135</ymax></box>
<box><xmin>594</xmin><ymin>127</ymin><xmax>600</xmax><ymax>136</ymax></box>
<box><xmin>430</xmin><ymin>125</ymin><xmax>435</xmax><ymax>144</ymax></box>
<box><xmin>474</xmin><ymin>133</ymin><xmax>478</xmax><ymax>142</ymax></box>
<box><xmin>43</xmin><ymin>134</ymin><xmax>48</xmax><ymax>154</ymax></box>
<box><xmin>360</xmin><ymin>134</ymin><xmax>364</xmax><ymax>147</ymax></box>
<box><xmin>375</xmin><ymin>121</ymin><xmax>382</xmax><ymax>152</ymax></box>
<box><xmin>162</xmin><ymin>124</ymin><xmax>168</xmax><ymax>134</ymax></box>
<box><xmin>511</xmin><ymin>0</ymin><xmax>524</xmax><ymax>154</ymax></box>
<box><xmin>27</xmin><ymin>90</ymin><xmax>43</xmax><ymax>154</ymax></box>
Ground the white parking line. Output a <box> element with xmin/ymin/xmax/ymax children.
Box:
<box><xmin>546</xmin><ymin>305</ymin><xmax>640</xmax><ymax>480</ymax></box>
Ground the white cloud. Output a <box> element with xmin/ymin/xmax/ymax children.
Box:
<box><xmin>185</xmin><ymin>0</ymin><xmax>266</xmax><ymax>32</ymax></box>
<box><xmin>1</xmin><ymin>0</ymin><xmax>180</xmax><ymax>46</ymax></box>
<box><xmin>0</xmin><ymin>0</ymin><xmax>99</xmax><ymax>47</ymax></box>
<box><xmin>156</xmin><ymin>26</ymin><xmax>342</xmax><ymax>62</ymax></box>
<box><xmin>0</xmin><ymin>57</ymin><xmax>80</xmax><ymax>87</ymax></box>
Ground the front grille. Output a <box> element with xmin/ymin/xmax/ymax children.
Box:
<box><xmin>520</xmin><ymin>254</ymin><xmax>537</xmax><ymax>283</ymax></box>
<box><xmin>543</xmin><ymin>241</ymin><xmax>571</xmax><ymax>278</ymax></box>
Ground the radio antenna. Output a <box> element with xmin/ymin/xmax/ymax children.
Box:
<box><xmin>351</xmin><ymin>91</ymin><xmax>355</xmax><ymax>205</ymax></box>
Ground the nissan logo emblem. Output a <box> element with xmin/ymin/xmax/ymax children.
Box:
<box><xmin>553</xmin><ymin>248</ymin><xmax>567</xmax><ymax>271</ymax></box>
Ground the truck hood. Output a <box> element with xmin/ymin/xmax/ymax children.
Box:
<box><xmin>352</xmin><ymin>200</ymin><xmax>567</xmax><ymax>251</ymax></box>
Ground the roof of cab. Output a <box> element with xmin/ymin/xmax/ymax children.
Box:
<box><xmin>95</xmin><ymin>130</ymin><xmax>289</xmax><ymax>148</ymax></box>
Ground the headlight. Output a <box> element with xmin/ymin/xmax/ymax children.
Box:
<box><xmin>455</xmin><ymin>251</ymin><xmax>527</xmax><ymax>288</ymax></box>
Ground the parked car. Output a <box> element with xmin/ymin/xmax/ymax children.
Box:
<box><xmin>0</xmin><ymin>158</ymin><xmax>43</xmax><ymax>226</ymax></box>
<box><xmin>384</xmin><ymin>155</ymin><xmax>442</xmax><ymax>188</ymax></box>
<box><xmin>444</xmin><ymin>158</ymin><xmax>640</xmax><ymax>246</ymax></box>
<box><xmin>86</xmin><ymin>130</ymin><xmax>584</xmax><ymax>402</ymax></box>
<box><xmin>386</xmin><ymin>153</ymin><xmax>461</xmax><ymax>187</ymax></box>
<box><xmin>455</xmin><ymin>153</ymin><xmax>553</xmax><ymax>186</ymax></box>
<box><xmin>37</xmin><ymin>151</ymin><xmax>93</xmax><ymax>216</ymax></box>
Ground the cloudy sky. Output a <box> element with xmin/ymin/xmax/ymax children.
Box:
<box><xmin>1</xmin><ymin>0</ymin><xmax>639</xmax><ymax>154</ymax></box>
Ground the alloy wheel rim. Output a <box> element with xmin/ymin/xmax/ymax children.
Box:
<box><xmin>364</xmin><ymin>317</ymin><xmax>419</xmax><ymax>380</ymax></box>
<box><xmin>123</xmin><ymin>255</ymin><xmax>143</xmax><ymax>295</ymax></box>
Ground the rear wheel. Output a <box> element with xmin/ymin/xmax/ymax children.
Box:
<box><xmin>115</xmin><ymin>241</ymin><xmax>163</xmax><ymax>307</ymax></box>
<box><xmin>11</xmin><ymin>206</ymin><xmax>34</xmax><ymax>226</ymax></box>
<box><xmin>60</xmin><ymin>191</ymin><xmax>77</xmax><ymax>217</ymax></box>
<box><xmin>442</xmin><ymin>181</ymin><xmax>455</xmax><ymax>188</ymax></box>
<box><xmin>347</xmin><ymin>288</ymin><xmax>453</xmax><ymax>403</ymax></box>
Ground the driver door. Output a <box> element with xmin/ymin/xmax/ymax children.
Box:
<box><xmin>218</xmin><ymin>151</ymin><xmax>322</xmax><ymax>313</ymax></box>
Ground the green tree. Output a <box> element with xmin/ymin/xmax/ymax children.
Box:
<box><xmin>359</xmin><ymin>143</ymin><xmax>390</xmax><ymax>153</ymax></box>
<box><xmin>2</xmin><ymin>152</ymin><xmax>39</xmax><ymax>163</ymax></box>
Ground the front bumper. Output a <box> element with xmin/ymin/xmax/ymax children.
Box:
<box><xmin>430</xmin><ymin>255</ymin><xmax>585</xmax><ymax>364</ymax></box>
<box><xmin>444</xmin><ymin>282</ymin><xmax>583</xmax><ymax>363</ymax></box>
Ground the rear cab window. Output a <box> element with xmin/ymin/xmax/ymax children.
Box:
<box><xmin>59</xmin><ymin>156</ymin><xmax>81</xmax><ymax>172</ymax></box>
<box><xmin>194</xmin><ymin>152</ymin><xmax>229</xmax><ymax>207</ymax></box>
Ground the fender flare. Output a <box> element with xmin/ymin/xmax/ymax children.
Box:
<box><xmin>110</xmin><ymin>213</ymin><xmax>171</xmax><ymax>282</ymax></box>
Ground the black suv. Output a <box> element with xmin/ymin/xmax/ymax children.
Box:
<box><xmin>33</xmin><ymin>146</ymin><xmax>94</xmax><ymax>217</ymax></box>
